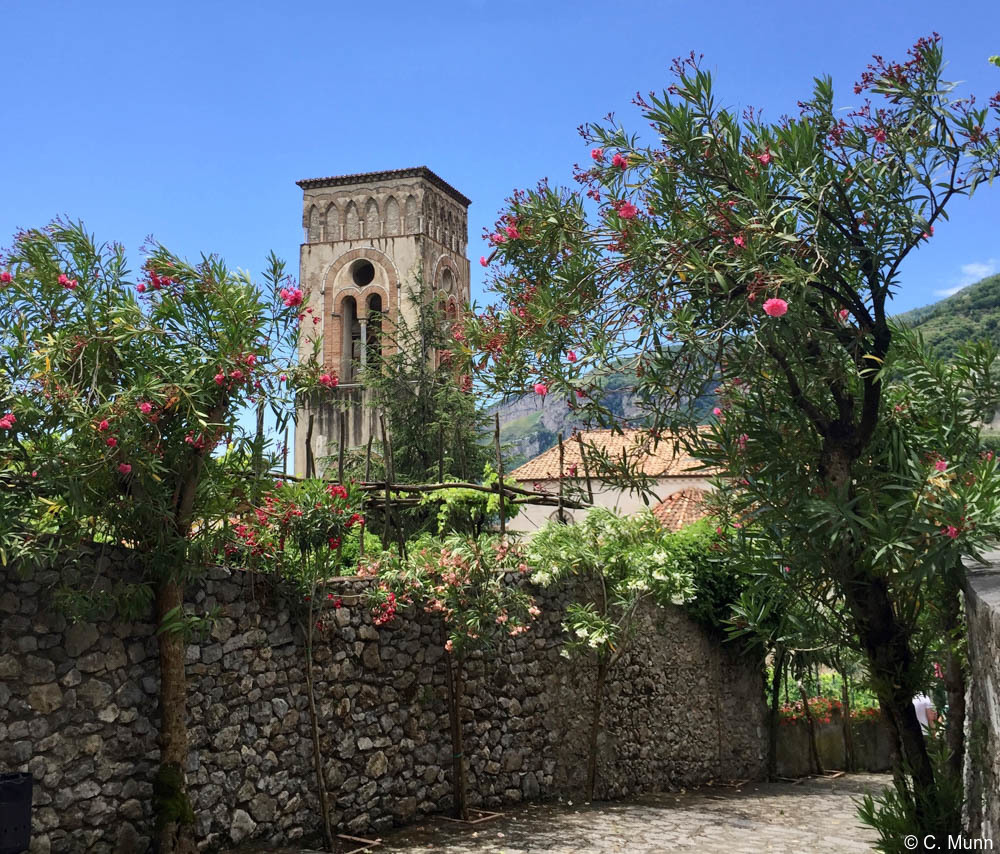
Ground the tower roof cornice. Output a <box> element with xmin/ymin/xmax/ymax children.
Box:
<box><xmin>296</xmin><ymin>166</ymin><xmax>471</xmax><ymax>207</ymax></box>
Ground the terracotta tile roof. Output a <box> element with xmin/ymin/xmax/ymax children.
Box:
<box><xmin>652</xmin><ymin>489</ymin><xmax>711</xmax><ymax>532</ymax></box>
<box><xmin>295</xmin><ymin>166</ymin><xmax>471</xmax><ymax>207</ymax></box>
<box><xmin>508</xmin><ymin>429</ymin><xmax>717</xmax><ymax>483</ymax></box>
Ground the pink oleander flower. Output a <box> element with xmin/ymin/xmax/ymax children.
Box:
<box><xmin>838</xmin><ymin>308</ymin><xmax>849</xmax><ymax>322</ymax></box>
<box><xmin>611</xmin><ymin>152</ymin><xmax>628</xmax><ymax>169</ymax></box>
<box><xmin>505</xmin><ymin>224</ymin><xmax>521</xmax><ymax>240</ymax></box>
<box><xmin>98</xmin><ymin>419</ymin><xmax>110</xmax><ymax>431</ymax></box>
<box><xmin>136</xmin><ymin>283</ymin><xmax>146</xmax><ymax>293</ymax></box>
<box><xmin>214</xmin><ymin>372</ymin><xmax>225</xmax><ymax>385</ymax></box>
<box><xmin>533</xmin><ymin>382</ymin><xmax>548</xmax><ymax>396</ymax></box>
<box><xmin>138</xmin><ymin>401</ymin><xmax>153</xmax><ymax>415</ymax></box>
<box><xmin>941</xmin><ymin>525</ymin><xmax>959</xmax><ymax>539</ymax></box>
<box><xmin>618</xmin><ymin>201</ymin><xmax>639</xmax><ymax>220</ymax></box>
<box><xmin>737</xmin><ymin>433</ymin><xmax>748</xmax><ymax>451</ymax></box>
<box><xmin>872</xmin><ymin>128</ymin><xmax>887</xmax><ymax>143</ymax></box>
<box><xmin>935</xmin><ymin>459</ymin><xmax>948</xmax><ymax>472</ymax></box>
<box><xmin>757</xmin><ymin>149</ymin><xmax>772</xmax><ymax>165</ymax></box>
<box><xmin>712</xmin><ymin>407</ymin><xmax>723</xmax><ymax>417</ymax></box>
<box><xmin>0</xmin><ymin>271</ymin><xmax>12</xmax><ymax>284</ymax></box>
<box><xmin>319</xmin><ymin>373</ymin><xmax>338</xmax><ymax>388</ymax></box>
<box><xmin>0</xmin><ymin>413</ymin><xmax>15</xmax><ymax>430</ymax></box>
<box><xmin>444</xmin><ymin>639</ymin><xmax>454</xmax><ymax>653</ymax></box>
<box><xmin>106</xmin><ymin>437</ymin><xmax>117</xmax><ymax>448</ymax></box>
<box><xmin>591</xmin><ymin>148</ymin><xmax>604</xmax><ymax>161</ymax></box>
<box><xmin>566</xmin><ymin>350</ymin><xmax>577</xmax><ymax>363</ymax></box>
<box><xmin>280</xmin><ymin>287</ymin><xmax>303</xmax><ymax>308</ymax></box>
<box><xmin>490</xmin><ymin>231</ymin><xmax>506</xmax><ymax>245</ymax></box>
<box><xmin>528</xmin><ymin>605</ymin><xmax>541</xmax><ymax>618</ymax></box>
<box><xmin>118</xmin><ymin>463</ymin><xmax>132</xmax><ymax>475</ymax></box>
<box><xmin>763</xmin><ymin>298</ymin><xmax>788</xmax><ymax>317</ymax></box>
<box><xmin>230</xmin><ymin>369</ymin><xmax>244</xmax><ymax>381</ymax></box>
<box><xmin>480</xmin><ymin>256</ymin><xmax>488</xmax><ymax>267</ymax></box>
<box><xmin>732</xmin><ymin>235</ymin><xmax>746</xmax><ymax>248</ymax></box>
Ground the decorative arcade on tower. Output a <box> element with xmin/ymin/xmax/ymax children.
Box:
<box><xmin>293</xmin><ymin>167</ymin><xmax>471</xmax><ymax>477</ymax></box>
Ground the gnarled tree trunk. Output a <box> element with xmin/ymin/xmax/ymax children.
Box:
<box><xmin>586</xmin><ymin>654</ymin><xmax>609</xmax><ymax>802</ymax></box>
<box><xmin>154</xmin><ymin>579</ymin><xmax>197</xmax><ymax>854</ymax></box>
<box><xmin>445</xmin><ymin>651</ymin><xmax>469</xmax><ymax>821</ymax></box>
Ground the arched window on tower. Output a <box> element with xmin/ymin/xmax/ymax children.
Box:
<box><xmin>341</xmin><ymin>296</ymin><xmax>361</xmax><ymax>381</ymax></box>
<box><xmin>384</xmin><ymin>196</ymin><xmax>400</xmax><ymax>236</ymax></box>
<box><xmin>366</xmin><ymin>293</ymin><xmax>383</xmax><ymax>367</ymax></box>
<box><xmin>307</xmin><ymin>206</ymin><xmax>320</xmax><ymax>242</ymax></box>
<box><xmin>440</xmin><ymin>267</ymin><xmax>455</xmax><ymax>296</ymax></box>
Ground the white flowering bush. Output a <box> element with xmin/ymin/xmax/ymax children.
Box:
<box><xmin>526</xmin><ymin>506</ymin><xmax>700</xmax><ymax>800</ymax></box>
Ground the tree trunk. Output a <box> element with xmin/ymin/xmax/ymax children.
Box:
<box><xmin>586</xmin><ymin>655</ymin><xmax>609</xmax><ymax>802</ymax></box>
<box><xmin>154</xmin><ymin>580</ymin><xmax>197</xmax><ymax>854</ymax></box>
<box><xmin>797</xmin><ymin>678</ymin><xmax>824</xmax><ymax>775</ymax></box>
<box><xmin>839</xmin><ymin>665</ymin><xmax>855</xmax><ymax>772</ymax></box>
<box><xmin>941</xmin><ymin>564</ymin><xmax>967</xmax><ymax>784</ymax></box>
<box><xmin>304</xmin><ymin>618</ymin><xmax>336</xmax><ymax>851</ymax></box>
<box><xmin>445</xmin><ymin>652</ymin><xmax>469</xmax><ymax>821</ymax></box>
<box><xmin>844</xmin><ymin>573</ymin><xmax>936</xmax><ymax>824</ymax></box>
<box><xmin>767</xmin><ymin>647</ymin><xmax>786</xmax><ymax>780</ymax></box>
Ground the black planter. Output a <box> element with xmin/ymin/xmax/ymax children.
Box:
<box><xmin>0</xmin><ymin>773</ymin><xmax>31</xmax><ymax>854</ymax></box>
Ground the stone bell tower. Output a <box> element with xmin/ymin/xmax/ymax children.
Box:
<box><xmin>294</xmin><ymin>167</ymin><xmax>471</xmax><ymax>477</ymax></box>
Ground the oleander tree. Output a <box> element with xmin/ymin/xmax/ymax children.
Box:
<box><xmin>0</xmin><ymin>221</ymin><xmax>318</xmax><ymax>852</ymax></box>
<box><xmin>462</xmin><ymin>37</ymin><xmax>1000</xmax><ymax>840</ymax></box>
<box><xmin>224</xmin><ymin>478</ymin><xmax>369</xmax><ymax>851</ymax></box>
<box><xmin>363</xmin><ymin>534</ymin><xmax>538</xmax><ymax>820</ymax></box>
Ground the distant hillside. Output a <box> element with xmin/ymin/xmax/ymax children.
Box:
<box><xmin>896</xmin><ymin>273</ymin><xmax>1000</xmax><ymax>359</ymax></box>
<box><xmin>492</xmin><ymin>365</ymin><xmax>715</xmax><ymax>470</ymax></box>
<box><xmin>491</xmin><ymin>375</ymin><xmax>645</xmax><ymax>470</ymax></box>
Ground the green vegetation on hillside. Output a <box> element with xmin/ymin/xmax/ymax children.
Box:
<box><xmin>897</xmin><ymin>274</ymin><xmax>1000</xmax><ymax>359</ymax></box>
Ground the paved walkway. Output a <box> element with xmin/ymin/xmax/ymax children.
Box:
<box><xmin>371</xmin><ymin>773</ymin><xmax>889</xmax><ymax>854</ymax></box>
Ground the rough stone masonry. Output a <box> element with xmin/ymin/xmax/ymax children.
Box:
<box><xmin>0</xmin><ymin>549</ymin><xmax>766</xmax><ymax>852</ymax></box>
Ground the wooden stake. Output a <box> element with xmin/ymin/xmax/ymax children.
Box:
<box><xmin>494</xmin><ymin>413</ymin><xmax>506</xmax><ymax>537</ymax></box>
<box><xmin>338</xmin><ymin>409</ymin><xmax>346</xmax><ymax>484</ymax></box>
<box><xmin>577</xmin><ymin>432</ymin><xmax>594</xmax><ymax>505</ymax></box>
<box><xmin>380</xmin><ymin>415</ymin><xmax>391</xmax><ymax>546</ymax></box>
<box><xmin>380</xmin><ymin>415</ymin><xmax>406</xmax><ymax>556</ymax></box>
<box><xmin>364</xmin><ymin>431</ymin><xmax>374</xmax><ymax>483</ymax></box>
<box><xmin>557</xmin><ymin>432</ymin><xmax>565</xmax><ymax>523</ymax></box>
<box><xmin>305</xmin><ymin>412</ymin><xmax>315</xmax><ymax>479</ymax></box>
<box><xmin>438</xmin><ymin>422</ymin><xmax>445</xmax><ymax>484</ymax></box>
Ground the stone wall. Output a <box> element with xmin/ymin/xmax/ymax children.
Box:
<box><xmin>0</xmin><ymin>555</ymin><xmax>766</xmax><ymax>853</ymax></box>
<box><xmin>775</xmin><ymin>715</ymin><xmax>893</xmax><ymax>778</ymax></box>
<box><xmin>963</xmin><ymin>558</ymin><xmax>1000</xmax><ymax>841</ymax></box>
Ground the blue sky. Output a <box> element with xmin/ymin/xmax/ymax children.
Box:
<box><xmin>2</xmin><ymin>0</ymin><xmax>999</xmax><ymax>316</ymax></box>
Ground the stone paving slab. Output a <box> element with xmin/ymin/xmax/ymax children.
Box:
<box><xmin>241</xmin><ymin>773</ymin><xmax>889</xmax><ymax>854</ymax></box>
<box><xmin>372</xmin><ymin>773</ymin><xmax>888</xmax><ymax>853</ymax></box>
